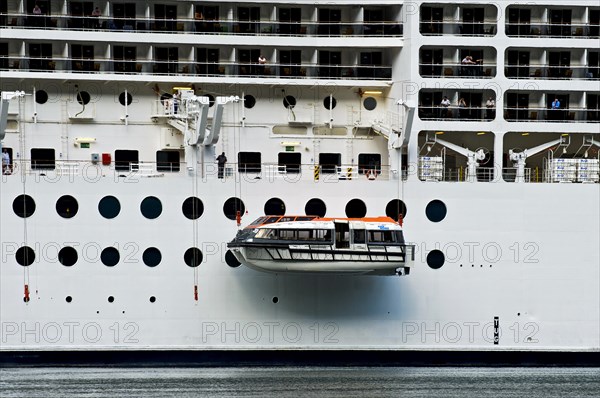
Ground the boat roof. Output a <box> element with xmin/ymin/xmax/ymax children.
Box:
<box><xmin>246</xmin><ymin>215</ymin><xmax>399</xmax><ymax>229</ymax></box>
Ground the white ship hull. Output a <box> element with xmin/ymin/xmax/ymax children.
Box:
<box><xmin>1</xmin><ymin>0</ymin><xmax>599</xmax><ymax>360</ymax></box>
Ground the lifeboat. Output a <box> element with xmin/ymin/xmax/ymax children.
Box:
<box><xmin>227</xmin><ymin>216</ymin><xmax>415</xmax><ymax>276</ymax></box>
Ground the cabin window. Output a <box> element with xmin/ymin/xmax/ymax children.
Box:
<box><xmin>368</xmin><ymin>230</ymin><xmax>396</xmax><ymax>243</ymax></box>
<box><xmin>31</xmin><ymin>148</ymin><xmax>55</xmax><ymax>170</ymax></box>
<box><xmin>238</xmin><ymin>152</ymin><xmax>261</xmax><ymax>173</ymax></box>
<box><xmin>115</xmin><ymin>150</ymin><xmax>139</xmax><ymax>171</ymax></box>
<box><xmin>156</xmin><ymin>150</ymin><xmax>180</xmax><ymax>172</ymax></box>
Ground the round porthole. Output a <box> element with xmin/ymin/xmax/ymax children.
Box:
<box><xmin>182</xmin><ymin>197</ymin><xmax>204</xmax><ymax>220</ymax></box>
<box><xmin>140</xmin><ymin>196</ymin><xmax>162</xmax><ymax>219</ymax></box>
<box><xmin>16</xmin><ymin>246</ymin><xmax>35</xmax><ymax>267</ymax></box>
<box><xmin>13</xmin><ymin>195</ymin><xmax>36</xmax><ymax>218</ymax></box>
<box><xmin>101</xmin><ymin>247</ymin><xmax>120</xmax><ymax>267</ymax></box>
<box><xmin>264</xmin><ymin>198</ymin><xmax>286</xmax><ymax>216</ymax></box>
<box><xmin>363</xmin><ymin>97</ymin><xmax>377</xmax><ymax>111</ymax></box>
<box><xmin>98</xmin><ymin>196</ymin><xmax>121</xmax><ymax>219</ymax></box>
<box><xmin>223</xmin><ymin>197</ymin><xmax>245</xmax><ymax>220</ymax></box>
<box><xmin>56</xmin><ymin>195</ymin><xmax>78</xmax><ymax>218</ymax></box>
<box><xmin>35</xmin><ymin>90</ymin><xmax>48</xmax><ymax>104</ymax></box>
<box><xmin>184</xmin><ymin>248</ymin><xmax>203</xmax><ymax>267</ymax></box>
<box><xmin>58</xmin><ymin>247</ymin><xmax>78</xmax><ymax>267</ymax></box>
<box><xmin>225</xmin><ymin>250</ymin><xmax>241</xmax><ymax>268</ymax></box>
<box><xmin>244</xmin><ymin>95</ymin><xmax>256</xmax><ymax>109</ymax></box>
<box><xmin>385</xmin><ymin>199</ymin><xmax>408</xmax><ymax>221</ymax></box>
<box><xmin>143</xmin><ymin>247</ymin><xmax>162</xmax><ymax>267</ymax></box>
<box><xmin>426</xmin><ymin>199</ymin><xmax>447</xmax><ymax>222</ymax></box>
<box><xmin>76</xmin><ymin>91</ymin><xmax>91</xmax><ymax>105</ymax></box>
<box><xmin>427</xmin><ymin>250</ymin><xmax>445</xmax><ymax>269</ymax></box>
<box><xmin>324</xmin><ymin>96</ymin><xmax>337</xmax><ymax>110</ymax></box>
<box><xmin>119</xmin><ymin>92</ymin><xmax>133</xmax><ymax>106</ymax></box>
<box><xmin>305</xmin><ymin>198</ymin><xmax>326</xmax><ymax>217</ymax></box>
<box><xmin>345</xmin><ymin>199</ymin><xmax>367</xmax><ymax>218</ymax></box>
<box><xmin>283</xmin><ymin>95</ymin><xmax>296</xmax><ymax>109</ymax></box>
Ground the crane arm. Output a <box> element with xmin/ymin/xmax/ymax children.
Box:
<box><xmin>432</xmin><ymin>135</ymin><xmax>484</xmax><ymax>160</ymax></box>
<box><xmin>510</xmin><ymin>136</ymin><xmax>567</xmax><ymax>161</ymax></box>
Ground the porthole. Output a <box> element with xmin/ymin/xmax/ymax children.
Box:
<box><xmin>283</xmin><ymin>95</ymin><xmax>296</xmax><ymax>109</ymax></box>
<box><xmin>66</xmin><ymin>296</ymin><xmax>73</xmax><ymax>303</ymax></box>
<box><xmin>427</xmin><ymin>250</ymin><xmax>445</xmax><ymax>269</ymax></box>
<box><xmin>16</xmin><ymin>246</ymin><xmax>35</xmax><ymax>267</ymax></box>
<box><xmin>143</xmin><ymin>247</ymin><xmax>162</xmax><ymax>267</ymax></box>
<box><xmin>119</xmin><ymin>91</ymin><xmax>133</xmax><ymax>106</ymax></box>
<box><xmin>108</xmin><ymin>296</ymin><xmax>115</xmax><ymax>303</ymax></box>
<box><xmin>223</xmin><ymin>197</ymin><xmax>245</xmax><ymax>220</ymax></box>
<box><xmin>184</xmin><ymin>247</ymin><xmax>203</xmax><ymax>267</ymax></box>
<box><xmin>76</xmin><ymin>91</ymin><xmax>91</xmax><ymax>105</ymax></box>
<box><xmin>182</xmin><ymin>197</ymin><xmax>204</xmax><ymax>220</ymax></box>
<box><xmin>264</xmin><ymin>198</ymin><xmax>286</xmax><ymax>216</ymax></box>
<box><xmin>101</xmin><ymin>247</ymin><xmax>120</xmax><ymax>267</ymax></box>
<box><xmin>225</xmin><ymin>250</ymin><xmax>241</xmax><ymax>268</ymax></box>
<box><xmin>244</xmin><ymin>95</ymin><xmax>256</xmax><ymax>109</ymax></box>
<box><xmin>385</xmin><ymin>199</ymin><xmax>408</xmax><ymax>221</ymax></box>
<box><xmin>272</xmin><ymin>297</ymin><xmax>279</xmax><ymax>304</ymax></box>
<box><xmin>58</xmin><ymin>247</ymin><xmax>78</xmax><ymax>267</ymax></box>
<box><xmin>56</xmin><ymin>195</ymin><xmax>78</xmax><ymax>218</ymax></box>
<box><xmin>149</xmin><ymin>296</ymin><xmax>156</xmax><ymax>303</ymax></box>
<box><xmin>98</xmin><ymin>196</ymin><xmax>121</xmax><ymax>219</ymax></box>
<box><xmin>205</xmin><ymin>94</ymin><xmax>215</xmax><ymax>107</ymax></box>
<box><xmin>345</xmin><ymin>199</ymin><xmax>367</xmax><ymax>218</ymax></box>
<box><xmin>13</xmin><ymin>195</ymin><xmax>36</xmax><ymax>218</ymax></box>
<box><xmin>426</xmin><ymin>199</ymin><xmax>447</xmax><ymax>222</ymax></box>
<box><xmin>305</xmin><ymin>198</ymin><xmax>326</xmax><ymax>217</ymax></box>
<box><xmin>323</xmin><ymin>96</ymin><xmax>337</xmax><ymax>110</ymax></box>
<box><xmin>35</xmin><ymin>90</ymin><xmax>48</xmax><ymax>104</ymax></box>
<box><xmin>140</xmin><ymin>196</ymin><xmax>162</xmax><ymax>219</ymax></box>
<box><xmin>363</xmin><ymin>97</ymin><xmax>377</xmax><ymax>111</ymax></box>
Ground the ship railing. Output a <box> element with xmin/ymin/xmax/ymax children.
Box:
<box><xmin>505</xmin><ymin>65</ymin><xmax>599</xmax><ymax>80</ymax></box>
<box><xmin>0</xmin><ymin>56</ymin><xmax>393</xmax><ymax>81</ymax></box>
<box><xmin>418</xmin><ymin>105</ymin><xmax>495</xmax><ymax>121</ymax></box>
<box><xmin>503</xmin><ymin>107</ymin><xmax>600</xmax><ymax>123</ymax></box>
<box><xmin>0</xmin><ymin>13</ymin><xmax>402</xmax><ymax>37</ymax></box>
<box><xmin>419</xmin><ymin>21</ymin><xmax>497</xmax><ymax>36</ymax></box>
<box><xmin>502</xmin><ymin>168</ymin><xmax>532</xmax><ymax>183</ymax></box>
<box><xmin>505</xmin><ymin>23</ymin><xmax>600</xmax><ymax>39</ymax></box>
<box><xmin>419</xmin><ymin>63</ymin><xmax>496</xmax><ymax>78</ymax></box>
<box><xmin>421</xmin><ymin>167</ymin><xmax>496</xmax><ymax>183</ymax></box>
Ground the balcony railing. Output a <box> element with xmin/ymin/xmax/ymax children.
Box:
<box><xmin>419</xmin><ymin>63</ymin><xmax>496</xmax><ymax>78</ymax></box>
<box><xmin>418</xmin><ymin>105</ymin><xmax>496</xmax><ymax>121</ymax></box>
<box><xmin>0</xmin><ymin>56</ymin><xmax>392</xmax><ymax>80</ymax></box>
<box><xmin>505</xmin><ymin>65</ymin><xmax>599</xmax><ymax>80</ymax></box>
<box><xmin>504</xmin><ymin>107</ymin><xmax>600</xmax><ymax>122</ymax></box>
<box><xmin>505</xmin><ymin>23</ymin><xmax>599</xmax><ymax>38</ymax></box>
<box><xmin>0</xmin><ymin>13</ymin><xmax>403</xmax><ymax>37</ymax></box>
<box><xmin>420</xmin><ymin>21</ymin><xmax>497</xmax><ymax>36</ymax></box>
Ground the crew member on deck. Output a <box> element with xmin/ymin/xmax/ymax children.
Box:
<box><xmin>2</xmin><ymin>148</ymin><xmax>11</xmax><ymax>175</ymax></box>
<box><xmin>216</xmin><ymin>152</ymin><xmax>227</xmax><ymax>179</ymax></box>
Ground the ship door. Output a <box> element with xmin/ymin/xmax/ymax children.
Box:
<box><xmin>334</xmin><ymin>221</ymin><xmax>349</xmax><ymax>249</ymax></box>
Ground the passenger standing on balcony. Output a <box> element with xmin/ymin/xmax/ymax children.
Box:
<box><xmin>440</xmin><ymin>96</ymin><xmax>451</xmax><ymax>118</ymax></box>
<box><xmin>551</xmin><ymin>97</ymin><xmax>561</xmax><ymax>121</ymax></box>
<box><xmin>32</xmin><ymin>4</ymin><xmax>42</xmax><ymax>27</ymax></box>
<box><xmin>216</xmin><ymin>152</ymin><xmax>227</xmax><ymax>179</ymax></box>
<box><xmin>461</xmin><ymin>55</ymin><xmax>476</xmax><ymax>76</ymax></box>
<box><xmin>458</xmin><ymin>97</ymin><xmax>467</xmax><ymax>118</ymax></box>
<box><xmin>257</xmin><ymin>54</ymin><xmax>267</xmax><ymax>75</ymax></box>
<box><xmin>486</xmin><ymin>96</ymin><xmax>495</xmax><ymax>119</ymax></box>
<box><xmin>91</xmin><ymin>7</ymin><xmax>101</xmax><ymax>29</ymax></box>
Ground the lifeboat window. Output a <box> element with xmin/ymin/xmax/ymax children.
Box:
<box><xmin>368</xmin><ymin>230</ymin><xmax>396</xmax><ymax>243</ymax></box>
<box><xmin>353</xmin><ymin>230</ymin><xmax>366</xmax><ymax>244</ymax></box>
<box><xmin>294</xmin><ymin>216</ymin><xmax>315</xmax><ymax>221</ymax></box>
<box><xmin>264</xmin><ymin>216</ymin><xmax>280</xmax><ymax>224</ymax></box>
<box><xmin>279</xmin><ymin>229</ymin><xmax>296</xmax><ymax>240</ymax></box>
<box><xmin>279</xmin><ymin>216</ymin><xmax>295</xmax><ymax>223</ymax></box>
<box><xmin>256</xmin><ymin>229</ymin><xmax>277</xmax><ymax>239</ymax></box>
<box><xmin>297</xmin><ymin>230</ymin><xmax>311</xmax><ymax>240</ymax></box>
<box><xmin>250</xmin><ymin>216</ymin><xmax>268</xmax><ymax>225</ymax></box>
<box><xmin>31</xmin><ymin>148</ymin><xmax>56</xmax><ymax>170</ymax></box>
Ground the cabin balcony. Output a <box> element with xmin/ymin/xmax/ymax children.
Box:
<box><xmin>419</xmin><ymin>3</ymin><xmax>498</xmax><ymax>36</ymax></box>
<box><xmin>505</xmin><ymin>48</ymin><xmax>599</xmax><ymax>80</ymax></box>
<box><xmin>418</xmin><ymin>90</ymin><xmax>497</xmax><ymax>122</ymax></box>
<box><xmin>504</xmin><ymin>91</ymin><xmax>600</xmax><ymax>123</ymax></box>
<box><xmin>419</xmin><ymin>46</ymin><xmax>497</xmax><ymax>78</ymax></box>
<box><xmin>506</xmin><ymin>6</ymin><xmax>599</xmax><ymax>39</ymax></box>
